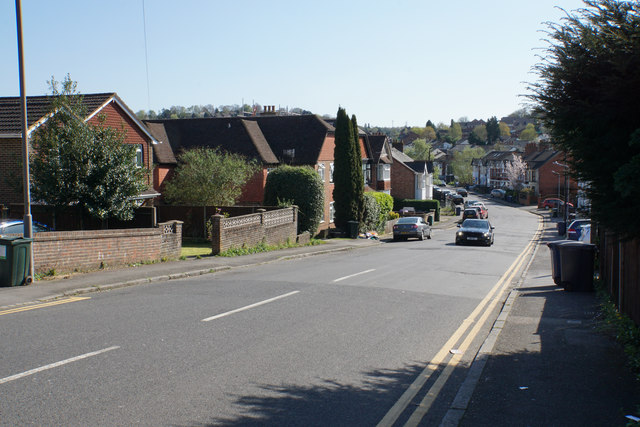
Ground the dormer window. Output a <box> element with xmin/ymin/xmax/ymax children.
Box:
<box><xmin>283</xmin><ymin>149</ymin><xmax>295</xmax><ymax>159</ymax></box>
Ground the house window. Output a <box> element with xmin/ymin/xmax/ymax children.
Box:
<box><xmin>135</xmin><ymin>144</ymin><xmax>144</xmax><ymax>168</ymax></box>
<box><xmin>329</xmin><ymin>202</ymin><xmax>335</xmax><ymax>223</ymax></box>
<box><xmin>330</xmin><ymin>162</ymin><xmax>335</xmax><ymax>183</ymax></box>
<box><xmin>317</xmin><ymin>163</ymin><xmax>325</xmax><ymax>182</ymax></box>
<box><xmin>363</xmin><ymin>162</ymin><xmax>371</xmax><ymax>184</ymax></box>
<box><xmin>378</xmin><ymin>164</ymin><xmax>390</xmax><ymax>181</ymax></box>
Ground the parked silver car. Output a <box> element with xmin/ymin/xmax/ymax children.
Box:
<box><xmin>393</xmin><ymin>217</ymin><xmax>432</xmax><ymax>241</ymax></box>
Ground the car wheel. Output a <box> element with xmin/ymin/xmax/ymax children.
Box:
<box><xmin>419</xmin><ymin>231</ymin><xmax>424</xmax><ymax>241</ymax></box>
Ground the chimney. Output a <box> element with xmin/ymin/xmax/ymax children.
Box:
<box><xmin>392</xmin><ymin>141</ymin><xmax>404</xmax><ymax>152</ymax></box>
<box><xmin>524</xmin><ymin>142</ymin><xmax>537</xmax><ymax>157</ymax></box>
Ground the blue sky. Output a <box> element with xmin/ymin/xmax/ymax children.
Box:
<box><xmin>1</xmin><ymin>0</ymin><xmax>585</xmax><ymax>127</ymax></box>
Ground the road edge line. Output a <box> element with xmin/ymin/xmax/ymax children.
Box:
<box><xmin>439</xmin><ymin>213</ymin><xmax>545</xmax><ymax>427</ymax></box>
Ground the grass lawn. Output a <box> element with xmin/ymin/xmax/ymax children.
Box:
<box><xmin>181</xmin><ymin>240</ymin><xmax>213</xmax><ymax>258</ymax></box>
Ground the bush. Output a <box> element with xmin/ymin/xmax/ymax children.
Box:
<box><xmin>370</xmin><ymin>192</ymin><xmax>394</xmax><ymax>231</ymax></box>
<box><xmin>361</xmin><ymin>193</ymin><xmax>381</xmax><ymax>232</ymax></box>
<box><xmin>264</xmin><ymin>165</ymin><xmax>324</xmax><ymax>235</ymax></box>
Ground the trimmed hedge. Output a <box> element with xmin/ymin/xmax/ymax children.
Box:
<box><xmin>393</xmin><ymin>198</ymin><xmax>440</xmax><ymax>222</ymax></box>
<box><xmin>264</xmin><ymin>165</ymin><xmax>324</xmax><ymax>235</ymax></box>
<box><xmin>361</xmin><ymin>193</ymin><xmax>381</xmax><ymax>233</ymax></box>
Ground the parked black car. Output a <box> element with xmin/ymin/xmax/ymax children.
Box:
<box><xmin>393</xmin><ymin>217</ymin><xmax>432</xmax><ymax>241</ymax></box>
<box><xmin>455</xmin><ymin>219</ymin><xmax>494</xmax><ymax>246</ymax></box>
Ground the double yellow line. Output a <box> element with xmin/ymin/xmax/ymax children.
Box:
<box><xmin>0</xmin><ymin>296</ymin><xmax>90</xmax><ymax>316</ymax></box>
<box><xmin>378</xmin><ymin>217</ymin><xmax>543</xmax><ymax>427</ymax></box>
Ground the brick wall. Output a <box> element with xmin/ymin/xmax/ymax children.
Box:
<box><xmin>0</xmin><ymin>139</ymin><xmax>24</xmax><ymax>205</ymax></box>
<box><xmin>31</xmin><ymin>221</ymin><xmax>182</xmax><ymax>274</ymax></box>
<box><xmin>239</xmin><ymin>168</ymin><xmax>268</xmax><ymax>204</ymax></box>
<box><xmin>537</xmin><ymin>158</ymin><xmax>578</xmax><ymax>206</ymax></box>
<box><xmin>391</xmin><ymin>163</ymin><xmax>415</xmax><ymax>200</ymax></box>
<box><xmin>209</xmin><ymin>207</ymin><xmax>297</xmax><ymax>255</ymax></box>
<box><xmin>317</xmin><ymin>135</ymin><xmax>336</xmax><ymax>231</ymax></box>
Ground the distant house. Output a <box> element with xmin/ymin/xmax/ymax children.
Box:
<box><xmin>473</xmin><ymin>150</ymin><xmax>520</xmax><ymax>188</ymax></box>
<box><xmin>0</xmin><ymin>93</ymin><xmax>161</xmax><ymax>207</ymax></box>
<box><xmin>390</xmin><ymin>148</ymin><xmax>433</xmax><ymax>200</ymax></box>
<box><xmin>144</xmin><ymin>115</ymin><xmax>369</xmax><ymax>231</ymax></box>
<box><xmin>365</xmin><ymin>133</ymin><xmax>393</xmax><ymax>194</ymax></box>
<box><xmin>522</xmin><ymin>143</ymin><xmax>578</xmax><ymax>203</ymax></box>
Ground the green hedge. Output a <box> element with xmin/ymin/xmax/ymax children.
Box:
<box><xmin>393</xmin><ymin>198</ymin><xmax>440</xmax><ymax>222</ymax></box>
<box><xmin>264</xmin><ymin>165</ymin><xmax>324</xmax><ymax>235</ymax></box>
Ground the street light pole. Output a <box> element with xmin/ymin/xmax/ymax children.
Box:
<box><xmin>15</xmin><ymin>0</ymin><xmax>34</xmax><ymax>282</ymax></box>
<box><xmin>554</xmin><ymin>161</ymin><xmax>570</xmax><ymax>237</ymax></box>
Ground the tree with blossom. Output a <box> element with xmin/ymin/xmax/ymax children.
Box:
<box><xmin>505</xmin><ymin>154</ymin><xmax>527</xmax><ymax>191</ymax></box>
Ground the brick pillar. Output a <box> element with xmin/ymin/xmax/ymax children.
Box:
<box><xmin>210</xmin><ymin>215</ymin><xmax>223</xmax><ymax>255</ymax></box>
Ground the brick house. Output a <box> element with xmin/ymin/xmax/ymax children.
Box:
<box><xmin>390</xmin><ymin>147</ymin><xmax>433</xmax><ymax>200</ymax></box>
<box><xmin>144</xmin><ymin>115</ymin><xmax>369</xmax><ymax>231</ymax></box>
<box><xmin>365</xmin><ymin>133</ymin><xmax>393</xmax><ymax>194</ymax></box>
<box><xmin>0</xmin><ymin>93</ymin><xmax>161</xmax><ymax>207</ymax></box>
<box><xmin>522</xmin><ymin>143</ymin><xmax>578</xmax><ymax>204</ymax></box>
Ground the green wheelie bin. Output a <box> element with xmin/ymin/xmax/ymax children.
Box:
<box><xmin>0</xmin><ymin>236</ymin><xmax>33</xmax><ymax>287</ymax></box>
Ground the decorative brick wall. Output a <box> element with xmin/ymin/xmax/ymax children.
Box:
<box><xmin>32</xmin><ymin>221</ymin><xmax>182</xmax><ymax>274</ymax></box>
<box><xmin>209</xmin><ymin>207</ymin><xmax>297</xmax><ymax>255</ymax></box>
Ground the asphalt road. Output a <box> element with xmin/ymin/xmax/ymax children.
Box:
<box><xmin>0</xmin><ymin>199</ymin><xmax>540</xmax><ymax>426</ymax></box>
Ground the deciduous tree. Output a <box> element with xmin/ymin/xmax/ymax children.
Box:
<box><xmin>519</xmin><ymin>123</ymin><xmax>537</xmax><ymax>141</ymax></box>
<box><xmin>163</xmin><ymin>147</ymin><xmax>259</xmax><ymax>206</ymax></box>
<box><xmin>505</xmin><ymin>154</ymin><xmax>527</xmax><ymax>191</ymax></box>
<box><xmin>30</xmin><ymin>75</ymin><xmax>148</xmax><ymax>224</ymax></box>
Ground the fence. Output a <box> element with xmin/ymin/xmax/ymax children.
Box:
<box><xmin>598</xmin><ymin>228</ymin><xmax>640</xmax><ymax>326</ymax></box>
<box><xmin>156</xmin><ymin>205</ymin><xmax>282</xmax><ymax>239</ymax></box>
<box><xmin>32</xmin><ymin>221</ymin><xmax>182</xmax><ymax>275</ymax></box>
<box><xmin>209</xmin><ymin>207</ymin><xmax>297</xmax><ymax>255</ymax></box>
<box><xmin>9</xmin><ymin>204</ymin><xmax>157</xmax><ymax>230</ymax></box>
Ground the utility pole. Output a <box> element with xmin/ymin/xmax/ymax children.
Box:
<box><xmin>16</xmin><ymin>0</ymin><xmax>34</xmax><ymax>282</ymax></box>
<box><xmin>554</xmin><ymin>161</ymin><xmax>570</xmax><ymax>237</ymax></box>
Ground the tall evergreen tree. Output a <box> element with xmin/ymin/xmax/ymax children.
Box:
<box><xmin>486</xmin><ymin>116</ymin><xmax>500</xmax><ymax>144</ymax></box>
<box><xmin>333</xmin><ymin>107</ymin><xmax>364</xmax><ymax>229</ymax></box>
<box><xmin>332</xmin><ymin>108</ymin><xmax>353</xmax><ymax>229</ymax></box>
<box><xmin>528</xmin><ymin>0</ymin><xmax>640</xmax><ymax>237</ymax></box>
<box><xmin>351</xmin><ymin>114</ymin><xmax>365</xmax><ymax>223</ymax></box>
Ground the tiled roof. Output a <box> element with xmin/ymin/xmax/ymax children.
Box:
<box><xmin>144</xmin><ymin>121</ymin><xmax>177</xmax><ymax>164</ymax></box>
<box><xmin>405</xmin><ymin>161</ymin><xmax>434</xmax><ymax>174</ymax></box>
<box><xmin>391</xmin><ymin>147</ymin><xmax>415</xmax><ymax>163</ymax></box>
<box><xmin>144</xmin><ymin>115</ymin><xmax>334</xmax><ymax>166</ymax></box>
<box><xmin>367</xmin><ymin>134</ymin><xmax>392</xmax><ymax>163</ymax></box>
<box><xmin>0</xmin><ymin>93</ymin><xmax>115</xmax><ymax>136</ymax></box>
<box><xmin>523</xmin><ymin>149</ymin><xmax>559</xmax><ymax>169</ymax></box>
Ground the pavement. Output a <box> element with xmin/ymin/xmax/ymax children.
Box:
<box><xmin>1</xmin><ymin>201</ymin><xmax>638</xmax><ymax>425</ymax></box>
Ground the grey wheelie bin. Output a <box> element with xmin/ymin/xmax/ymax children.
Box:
<box><xmin>546</xmin><ymin>240</ymin><xmax>573</xmax><ymax>286</ymax></box>
<box><xmin>558</xmin><ymin>241</ymin><xmax>596</xmax><ymax>291</ymax></box>
<box><xmin>0</xmin><ymin>236</ymin><xmax>33</xmax><ymax>287</ymax></box>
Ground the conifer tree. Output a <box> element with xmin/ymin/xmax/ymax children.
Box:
<box><xmin>332</xmin><ymin>107</ymin><xmax>361</xmax><ymax>229</ymax></box>
<box><xmin>351</xmin><ymin>114</ymin><xmax>365</xmax><ymax>223</ymax></box>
